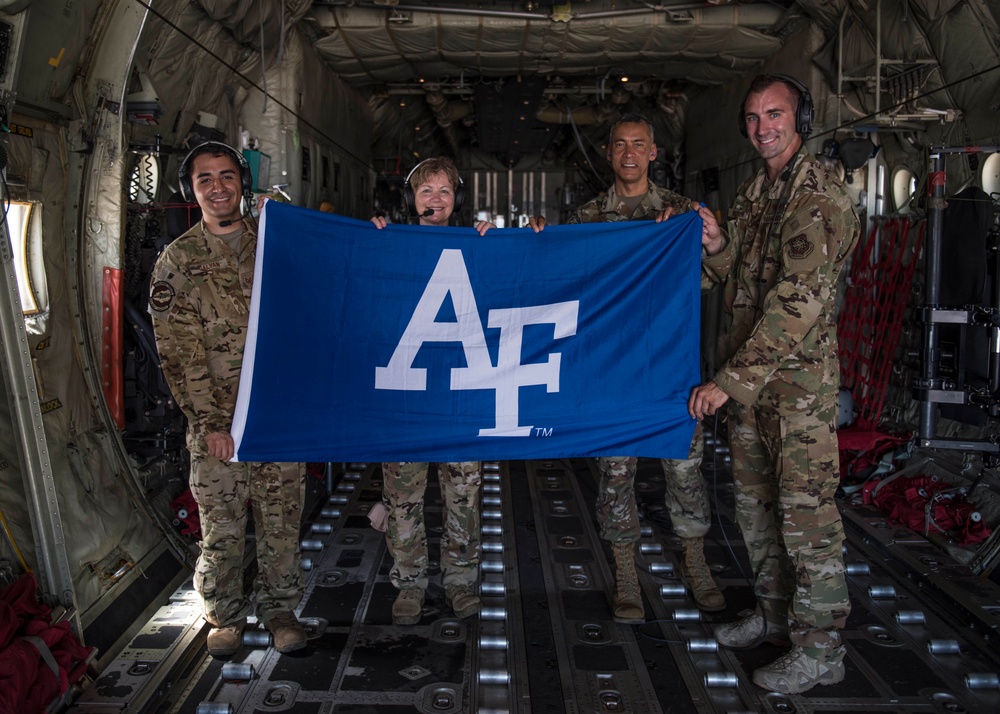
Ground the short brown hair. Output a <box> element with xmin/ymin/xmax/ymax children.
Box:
<box><xmin>407</xmin><ymin>157</ymin><xmax>461</xmax><ymax>191</ymax></box>
<box><xmin>746</xmin><ymin>74</ymin><xmax>801</xmax><ymax>107</ymax></box>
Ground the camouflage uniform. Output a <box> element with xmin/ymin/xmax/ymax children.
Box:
<box><xmin>382</xmin><ymin>461</ymin><xmax>481</xmax><ymax>591</ymax></box>
<box><xmin>149</xmin><ymin>219</ymin><xmax>305</xmax><ymax>628</ymax></box>
<box><xmin>594</xmin><ymin>424</ymin><xmax>709</xmax><ymax>542</ymax></box>
<box><xmin>702</xmin><ymin>147</ymin><xmax>860</xmax><ymax>653</ymax></box>
<box><xmin>568</xmin><ymin>182</ymin><xmax>711</xmax><ymax>544</ymax></box>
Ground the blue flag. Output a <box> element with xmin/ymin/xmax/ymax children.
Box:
<box><xmin>232</xmin><ymin>201</ymin><xmax>701</xmax><ymax>462</ymax></box>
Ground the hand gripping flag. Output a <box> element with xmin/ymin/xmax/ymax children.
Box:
<box><xmin>232</xmin><ymin>201</ymin><xmax>701</xmax><ymax>462</ymax></box>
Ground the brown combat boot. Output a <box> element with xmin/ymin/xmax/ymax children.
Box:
<box><xmin>265</xmin><ymin>611</ymin><xmax>307</xmax><ymax>653</ymax></box>
<box><xmin>206</xmin><ymin>619</ymin><xmax>246</xmax><ymax>657</ymax></box>
<box><xmin>611</xmin><ymin>542</ymin><xmax>645</xmax><ymax>623</ymax></box>
<box><xmin>446</xmin><ymin>585</ymin><xmax>482</xmax><ymax>619</ymax></box>
<box><xmin>392</xmin><ymin>588</ymin><xmax>425</xmax><ymax>625</ymax></box>
<box><xmin>680</xmin><ymin>536</ymin><xmax>726</xmax><ymax>612</ymax></box>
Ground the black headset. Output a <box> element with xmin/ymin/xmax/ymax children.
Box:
<box><xmin>403</xmin><ymin>158</ymin><xmax>465</xmax><ymax>217</ymax></box>
<box><xmin>738</xmin><ymin>74</ymin><xmax>814</xmax><ymax>138</ymax></box>
<box><xmin>177</xmin><ymin>141</ymin><xmax>254</xmax><ymax>203</ymax></box>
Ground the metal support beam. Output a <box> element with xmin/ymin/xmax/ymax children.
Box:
<box><xmin>0</xmin><ymin>136</ymin><xmax>80</xmax><ymax>625</ymax></box>
<box><xmin>0</xmin><ymin>5</ymin><xmax>81</xmax><ymax>631</ymax></box>
<box><xmin>918</xmin><ymin>149</ymin><xmax>946</xmax><ymax>444</ymax></box>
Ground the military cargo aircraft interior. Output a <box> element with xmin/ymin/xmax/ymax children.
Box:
<box><xmin>1</xmin><ymin>1</ymin><xmax>1000</xmax><ymax>712</ymax></box>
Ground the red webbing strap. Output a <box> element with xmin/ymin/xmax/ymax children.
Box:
<box><xmin>101</xmin><ymin>267</ymin><xmax>124</xmax><ymax>429</ymax></box>
<box><xmin>838</xmin><ymin>218</ymin><xmax>924</xmax><ymax>429</ymax></box>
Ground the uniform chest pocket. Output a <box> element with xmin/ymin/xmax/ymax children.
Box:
<box><xmin>198</xmin><ymin>272</ymin><xmax>248</xmax><ymax>323</ymax></box>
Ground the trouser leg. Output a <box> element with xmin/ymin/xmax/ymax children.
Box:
<box><xmin>250</xmin><ymin>461</ymin><xmax>305</xmax><ymax>623</ymax></box>
<box><xmin>660</xmin><ymin>422</ymin><xmax>710</xmax><ymax>539</ymax></box>
<box><xmin>595</xmin><ymin>456</ymin><xmax>640</xmax><ymax>544</ymax></box>
<box><xmin>383</xmin><ymin>462</ymin><xmax>430</xmax><ymax>590</ymax></box>
<box><xmin>438</xmin><ymin>461</ymin><xmax>482</xmax><ymax>589</ymax></box>
<box><xmin>190</xmin><ymin>453</ymin><xmax>251</xmax><ymax>627</ymax></box>
<box><xmin>728</xmin><ymin>403</ymin><xmax>793</xmax><ymax>624</ymax></box>
<box><xmin>771</xmin><ymin>403</ymin><xmax>850</xmax><ymax>653</ymax></box>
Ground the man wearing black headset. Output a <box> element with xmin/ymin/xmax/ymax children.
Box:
<box><xmin>690</xmin><ymin>75</ymin><xmax>860</xmax><ymax>694</ymax></box>
<box><xmin>149</xmin><ymin>142</ymin><xmax>307</xmax><ymax>657</ymax></box>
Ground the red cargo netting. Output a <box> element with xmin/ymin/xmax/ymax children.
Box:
<box><xmin>838</xmin><ymin>217</ymin><xmax>924</xmax><ymax>430</ymax></box>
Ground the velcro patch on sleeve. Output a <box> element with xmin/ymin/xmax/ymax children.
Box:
<box><xmin>150</xmin><ymin>280</ymin><xmax>176</xmax><ymax>311</ymax></box>
<box><xmin>786</xmin><ymin>235</ymin><xmax>814</xmax><ymax>260</ymax></box>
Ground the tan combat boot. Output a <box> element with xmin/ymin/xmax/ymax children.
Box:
<box><xmin>611</xmin><ymin>542</ymin><xmax>645</xmax><ymax>624</ymax></box>
<box><xmin>681</xmin><ymin>536</ymin><xmax>726</xmax><ymax>612</ymax></box>
<box><xmin>392</xmin><ymin>588</ymin><xmax>425</xmax><ymax>625</ymax></box>
<box><xmin>446</xmin><ymin>585</ymin><xmax>482</xmax><ymax>619</ymax></box>
<box><xmin>206</xmin><ymin>619</ymin><xmax>246</xmax><ymax>657</ymax></box>
<box><xmin>265</xmin><ymin>611</ymin><xmax>308</xmax><ymax>653</ymax></box>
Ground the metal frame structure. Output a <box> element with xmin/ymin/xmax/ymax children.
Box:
<box><xmin>916</xmin><ymin>145</ymin><xmax>1000</xmax><ymax>454</ymax></box>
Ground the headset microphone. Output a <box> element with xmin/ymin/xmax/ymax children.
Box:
<box><xmin>219</xmin><ymin>219</ymin><xmax>234</xmax><ymax>227</ymax></box>
<box><xmin>421</xmin><ymin>208</ymin><xmax>435</xmax><ymax>217</ymax></box>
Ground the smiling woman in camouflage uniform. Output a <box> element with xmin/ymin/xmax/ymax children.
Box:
<box><xmin>370</xmin><ymin>157</ymin><xmax>493</xmax><ymax>625</ymax></box>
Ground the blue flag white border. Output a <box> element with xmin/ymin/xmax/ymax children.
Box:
<box><xmin>231</xmin><ymin>201</ymin><xmax>702</xmax><ymax>462</ymax></box>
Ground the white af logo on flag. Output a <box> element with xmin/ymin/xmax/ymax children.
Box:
<box><xmin>375</xmin><ymin>249</ymin><xmax>579</xmax><ymax>437</ymax></box>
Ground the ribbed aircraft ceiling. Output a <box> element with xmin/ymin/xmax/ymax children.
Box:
<box><xmin>23</xmin><ymin>0</ymin><xmax>996</xmax><ymax>191</ymax></box>
<box><xmin>302</xmin><ymin>0</ymin><xmax>792</xmax><ymax>172</ymax></box>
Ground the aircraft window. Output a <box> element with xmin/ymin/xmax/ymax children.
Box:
<box><xmin>128</xmin><ymin>153</ymin><xmax>160</xmax><ymax>204</ymax></box>
<box><xmin>891</xmin><ymin>166</ymin><xmax>917</xmax><ymax>215</ymax></box>
<box><xmin>982</xmin><ymin>152</ymin><xmax>1000</xmax><ymax>198</ymax></box>
<box><xmin>8</xmin><ymin>201</ymin><xmax>48</xmax><ymax>315</ymax></box>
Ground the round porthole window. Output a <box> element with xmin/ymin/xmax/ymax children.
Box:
<box><xmin>981</xmin><ymin>152</ymin><xmax>1000</xmax><ymax>198</ymax></box>
<box><xmin>891</xmin><ymin>166</ymin><xmax>916</xmax><ymax>214</ymax></box>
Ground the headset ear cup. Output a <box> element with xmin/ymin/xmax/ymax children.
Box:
<box><xmin>797</xmin><ymin>92</ymin><xmax>814</xmax><ymax>136</ymax></box>
<box><xmin>402</xmin><ymin>159</ymin><xmax>427</xmax><ymax>217</ymax></box>
<box><xmin>179</xmin><ymin>171</ymin><xmax>193</xmax><ymax>202</ymax></box>
<box><xmin>403</xmin><ymin>183</ymin><xmax>416</xmax><ymax>216</ymax></box>
<box><xmin>454</xmin><ymin>179</ymin><xmax>465</xmax><ymax>213</ymax></box>
<box><xmin>241</xmin><ymin>161</ymin><xmax>253</xmax><ymax>194</ymax></box>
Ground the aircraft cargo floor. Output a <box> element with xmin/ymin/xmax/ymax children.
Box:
<box><xmin>70</xmin><ymin>452</ymin><xmax>1000</xmax><ymax>714</ymax></box>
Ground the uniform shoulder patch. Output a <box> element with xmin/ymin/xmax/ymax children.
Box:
<box><xmin>786</xmin><ymin>235</ymin><xmax>814</xmax><ymax>260</ymax></box>
<box><xmin>150</xmin><ymin>280</ymin><xmax>176</xmax><ymax>311</ymax></box>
